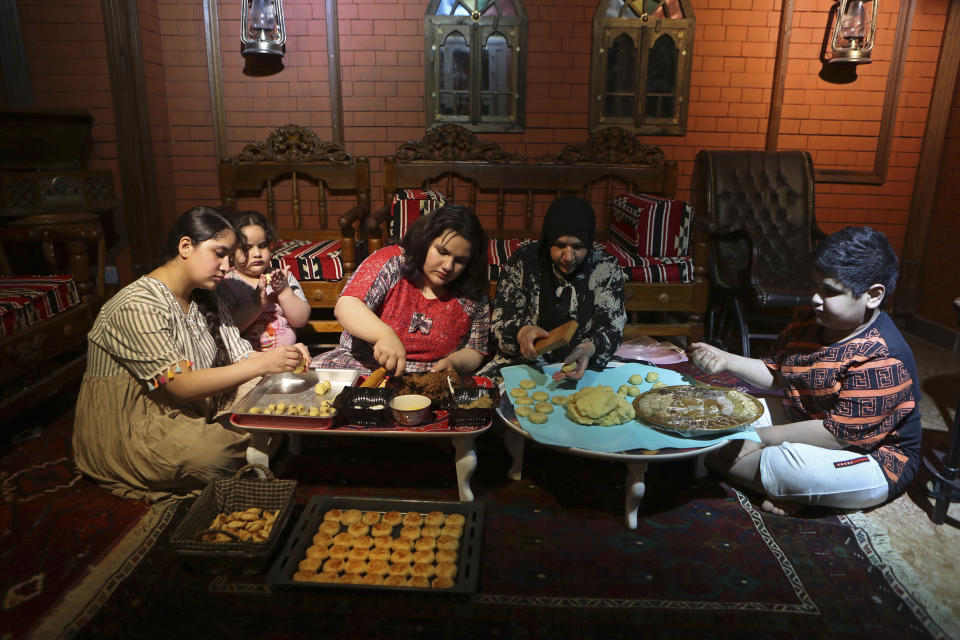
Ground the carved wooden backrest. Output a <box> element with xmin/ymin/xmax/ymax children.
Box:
<box><xmin>380</xmin><ymin>124</ymin><xmax>677</xmax><ymax>241</ymax></box>
<box><xmin>218</xmin><ymin>124</ymin><xmax>370</xmax><ymax>240</ymax></box>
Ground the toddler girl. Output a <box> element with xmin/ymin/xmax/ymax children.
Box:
<box><xmin>220</xmin><ymin>211</ymin><xmax>311</xmax><ymax>349</ymax></box>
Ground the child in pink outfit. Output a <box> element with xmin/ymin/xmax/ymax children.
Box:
<box><xmin>219</xmin><ymin>211</ymin><xmax>311</xmax><ymax>349</ymax></box>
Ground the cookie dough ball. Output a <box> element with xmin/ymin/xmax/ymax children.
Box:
<box><xmin>645</xmin><ymin>371</ymin><xmax>660</xmax><ymax>383</ymax></box>
<box><xmin>551</xmin><ymin>395</ymin><xmax>569</xmax><ymax>405</ymax></box>
<box><xmin>618</xmin><ymin>384</ymin><xmax>631</xmax><ymax>397</ymax></box>
<box><xmin>510</xmin><ymin>387</ymin><xmax>528</xmax><ymax>398</ymax></box>
<box><xmin>531</xmin><ymin>391</ymin><xmax>549</xmax><ymax>402</ymax></box>
<box><xmin>652</xmin><ymin>381</ymin><xmax>667</xmax><ymax>388</ymax></box>
<box><xmin>628</xmin><ymin>385</ymin><xmax>642</xmax><ymax>397</ymax></box>
<box><xmin>534</xmin><ymin>402</ymin><xmax>554</xmax><ymax>414</ymax></box>
<box><xmin>515</xmin><ymin>406</ymin><xmax>532</xmax><ymax>417</ymax></box>
<box><xmin>628</xmin><ymin>374</ymin><xmax>645</xmax><ymax>384</ymax></box>
<box><xmin>519</xmin><ymin>379</ymin><xmax>537</xmax><ymax>389</ymax></box>
<box><xmin>514</xmin><ymin>396</ymin><xmax>534</xmax><ymax>405</ymax></box>
<box><xmin>528</xmin><ymin>412</ymin><xmax>548</xmax><ymax>424</ymax></box>
<box><xmin>561</xmin><ymin>362</ymin><xmax>578</xmax><ymax>372</ymax></box>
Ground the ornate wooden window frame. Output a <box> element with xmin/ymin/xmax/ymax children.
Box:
<box><xmin>425</xmin><ymin>0</ymin><xmax>528</xmax><ymax>133</ymax></box>
<box><xmin>590</xmin><ymin>0</ymin><xmax>695</xmax><ymax>136</ymax></box>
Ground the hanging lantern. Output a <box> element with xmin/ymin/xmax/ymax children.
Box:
<box><xmin>242</xmin><ymin>0</ymin><xmax>286</xmax><ymax>57</ymax></box>
<box><xmin>828</xmin><ymin>0</ymin><xmax>877</xmax><ymax>65</ymax></box>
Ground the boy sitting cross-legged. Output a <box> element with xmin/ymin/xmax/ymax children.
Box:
<box><xmin>688</xmin><ymin>226</ymin><xmax>922</xmax><ymax>515</ymax></box>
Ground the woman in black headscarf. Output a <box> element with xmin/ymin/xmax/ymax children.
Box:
<box><xmin>480</xmin><ymin>196</ymin><xmax>626</xmax><ymax>380</ymax></box>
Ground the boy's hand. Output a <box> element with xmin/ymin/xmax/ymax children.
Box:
<box><xmin>688</xmin><ymin>342</ymin><xmax>731</xmax><ymax>374</ymax></box>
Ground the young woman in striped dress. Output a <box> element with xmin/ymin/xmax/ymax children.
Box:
<box><xmin>72</xmin><ymin>207</ymin><xmax>309</xmax><ymax>501</ymax></box>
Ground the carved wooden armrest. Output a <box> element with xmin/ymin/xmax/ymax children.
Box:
<box><xmin>337</xmin><ymin>202</ymin><xmax>369</xmax><ymax>237</ymax></box>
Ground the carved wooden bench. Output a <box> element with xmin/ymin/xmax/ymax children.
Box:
<box><xmin>219</xmin><ymin>124</ymin><xmax>370</xmax><ymax>335</ymax></box>
<box><xmin>367</xmin><ymin>124</ymin><xmax>708</xmax><ymax>340</ymax></box>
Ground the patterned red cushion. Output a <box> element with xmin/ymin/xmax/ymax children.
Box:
<box><xmin>271</xmin><ymin>239</ymin><xmax>360</xmax><ymax>283</ymax></box>
<box><xmin>0</xmin><ymin>275</ymin><xmax>80</xmax><ymax>338</ymax></box>
<box><xmin>601</xmin><ymin>241</ymin><xmax>694</xmax><ymax>284</ymax></box>
<box><xmin>610</xmin><ymin>193</ymin><xmax>692</xmax><ymax>258</ymax></box>
<box><xmin>487</xmin><ymin>238</ymin><xmax>530</xmax><ymax>281</ymax></box>
<box><xmin>388</xmin><ymin>189</ymin><xmax>447</xmax><ymax>240</ymax></box>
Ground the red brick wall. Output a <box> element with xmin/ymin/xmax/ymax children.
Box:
<box><xmin>14</xmin><ymin>0</ymin><xmax>957</xmax><ymax>329</ymax></box>
<box><xmin>919</xmin><ymin>65</ymin><xmax>960</xmax><ymax>329</ymax></box>
<box><xmin>18</xmin><ymin>0</ymin><xmax>119</xmax><ymax>180</ymax></box>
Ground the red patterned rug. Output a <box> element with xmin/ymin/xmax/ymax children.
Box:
<box><xmin>0</xmin><ymin>398</ymin><xmax>152</xmax><ymax>640</ymax></box>
<box><xmin>56</xmin><ymin>436</ymin><xmax>960</xmax><ymax>639</ymax></box>
<box><xmin>3</xmin><ymin>399</ymin><xmax>956</xmax><ymax>639</ymax></box>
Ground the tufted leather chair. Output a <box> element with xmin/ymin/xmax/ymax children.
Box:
<box><xmin>694</xmin><ymin>150</ymin><xmax>825</xmax><ymax>356</ymax></box>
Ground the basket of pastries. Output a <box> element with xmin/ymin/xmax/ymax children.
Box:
<box><xmin>170</xmin><ymin>463</ymin><xmax>297</xmax><ymax>574</ymax></box>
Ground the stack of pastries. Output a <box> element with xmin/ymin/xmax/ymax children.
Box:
<box><xmin>292</xmin><ymin>507</ymin><xmax>465</xmax><ymax>588</ymax></box>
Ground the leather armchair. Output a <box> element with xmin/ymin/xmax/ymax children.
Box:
<box><xmin>694</xmin><ymin>150</ymin><xmax>825</xmax><ymax>356</ymax></box>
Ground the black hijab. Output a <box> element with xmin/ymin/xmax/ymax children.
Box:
<box><xmin>537</xmin><ymin>197</ymin><xmax>597</xmax><ymax>338</ymax></box>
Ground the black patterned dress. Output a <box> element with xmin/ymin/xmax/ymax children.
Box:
<box><xmin>479</xmin><ymin>242</ymin><xmax>626</xmax><ymax>379</ymax></box>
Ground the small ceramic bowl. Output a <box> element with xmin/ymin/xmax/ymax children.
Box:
<box><xmin>389</xmin><ymin>394</ymin><xmax>433</xmax><ymax>426</ymax></box>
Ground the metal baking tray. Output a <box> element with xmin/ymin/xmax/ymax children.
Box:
<box><xmin>231</xmin><ymin>369</ymin><xmax>361</xmax><ymax>429</ymax></box>
<box><xmin>266</xmin><ymin>495</ymin><xmax>483</xmax><ymax>593</ymax></box>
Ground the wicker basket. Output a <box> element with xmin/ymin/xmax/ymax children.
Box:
<box><xmin>170</xmin><ymin>464</ymin><xmax>297</xmax><ymax>574</ymax></box>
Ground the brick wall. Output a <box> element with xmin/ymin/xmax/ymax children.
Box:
<box><xmin>15</xmin><ymin>0</ymin><xmax>957</xmax><ymax>329</ymax></box>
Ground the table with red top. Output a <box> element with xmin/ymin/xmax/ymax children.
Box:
<box><xmin>231</xmin><ymin>376</ymin><xmax>496</xmax><ymax>502</ymax></box>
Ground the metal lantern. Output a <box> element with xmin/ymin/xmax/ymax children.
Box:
<box><xmin>828</xmin><ymin>0</ymin><xmax>877</xmax><ymax>65</ymax></box>
<box><xmin>241</xmin><ymin>0</ymin><xmax>286</xmax><ymax>57</ymax></box>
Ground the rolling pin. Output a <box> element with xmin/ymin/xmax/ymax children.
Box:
<box><xmin>360</xmin><ymin>366</ymin><xmax>388</xmax><ymax>388</ymax></box>
<box><xmin>533</xmin><ymin>320</ymin><xmax>579</xmax><ymax>356</ymax></box>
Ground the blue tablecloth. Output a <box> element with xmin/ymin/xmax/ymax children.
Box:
<box><xmin>500</xmin><ymin>363</ymin><xmax>765</xmax><ymax>454</ymax></box>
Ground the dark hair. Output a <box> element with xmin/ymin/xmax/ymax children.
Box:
<box><xmin>161</xmin><ymin>206</ymin><xmax>238</xmax><ymax>411</ymax></box>
<box><xmin>813</xmin><ymin>226</ymin><xmax>899</xmax><ymax>303</ymax></box>
<box><xmin>400</xmin><ymin>204</ymin><xmax>488</xmax><ymax>299</ymax></box>
<box><xmin>227</xmin><ymin>210</ymin><xmax>277</xmax><ymax>267</ymax></box>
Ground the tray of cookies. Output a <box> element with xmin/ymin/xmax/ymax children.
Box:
<box><xmin>230</xmin><ymin>368</ymin><xmax>361</xmax><ymax>429</ymax></box>
<box><xmin>266</xmin><ymin>495</ymin><xmax>484</xmax><ymax>593</ymax></box>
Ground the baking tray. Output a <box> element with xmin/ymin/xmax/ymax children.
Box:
<box><xmin>266</xmin><ymin>495</ymin><xmax>484</xmax><ymax>593</ymax></box>
<box><xmin>231</xmin><ymin>369</ymin><xmax>361</xmax><ymax>429</ymax></box>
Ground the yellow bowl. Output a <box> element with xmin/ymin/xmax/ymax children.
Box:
<box><xmin>389</xmin><ymin>394</ymin><xmax>433</xmax><ymax>426</ymax></box>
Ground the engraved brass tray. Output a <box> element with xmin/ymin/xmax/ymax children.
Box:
<box><xmin>632</xmin><ymin>385</ymin><xmax>764</xmax><ymax>437</ymax></box>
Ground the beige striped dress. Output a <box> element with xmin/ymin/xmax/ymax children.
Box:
<box><xmin>73</xmin><ymin>276</ymin><xmax>255</xmax><ymax>502</ymax></box>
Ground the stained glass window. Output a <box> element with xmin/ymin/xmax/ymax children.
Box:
<box><xmin>426</xmin><ymin>0</ymin><xmax>527</xmax><ymax>132</ymax></box>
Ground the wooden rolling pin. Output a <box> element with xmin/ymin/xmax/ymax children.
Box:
<box><xmin>360</xmin><ymin>366</ymin><xmax>388</xmax><ymax>388</ymax></box>
<box><xmin>533</xmin><ymin>320</ymin><xmax>579</xmax><ymax>356</ymax></box>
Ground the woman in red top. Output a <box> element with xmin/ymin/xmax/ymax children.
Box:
<box><xmin>312</xmin><ymin>205</ymin><xmax>490</xmax><ymax>375</ymax></box>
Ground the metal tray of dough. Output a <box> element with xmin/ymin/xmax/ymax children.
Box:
<box><xmin>266</xmin><ymin>495</ymin><xmax>483</xmax><ymax>593</ymax></box>
<box><xmin>230</xmin><ymin>369</ymin><xmax>361</xmax><ymax>429</ymax></box>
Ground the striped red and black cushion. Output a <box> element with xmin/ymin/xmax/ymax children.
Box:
<box><xmin>600</xmin><ymin>241</ymin><xmax>694</xmax><ymax>284</ymax></box>
<box><xmin>0</xmin><ymin>275</ymin><xmax>80</xmax><ymax>338</ymax></box>
<box><xmin>270</xmin><ymin>239</ymin><xmax>367</xmax><ymax>283</ymax></box>
<box><xmin>610</xmin><ymin>193</ymin><xmax>692</xmax><ymax>258</ymax></box>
